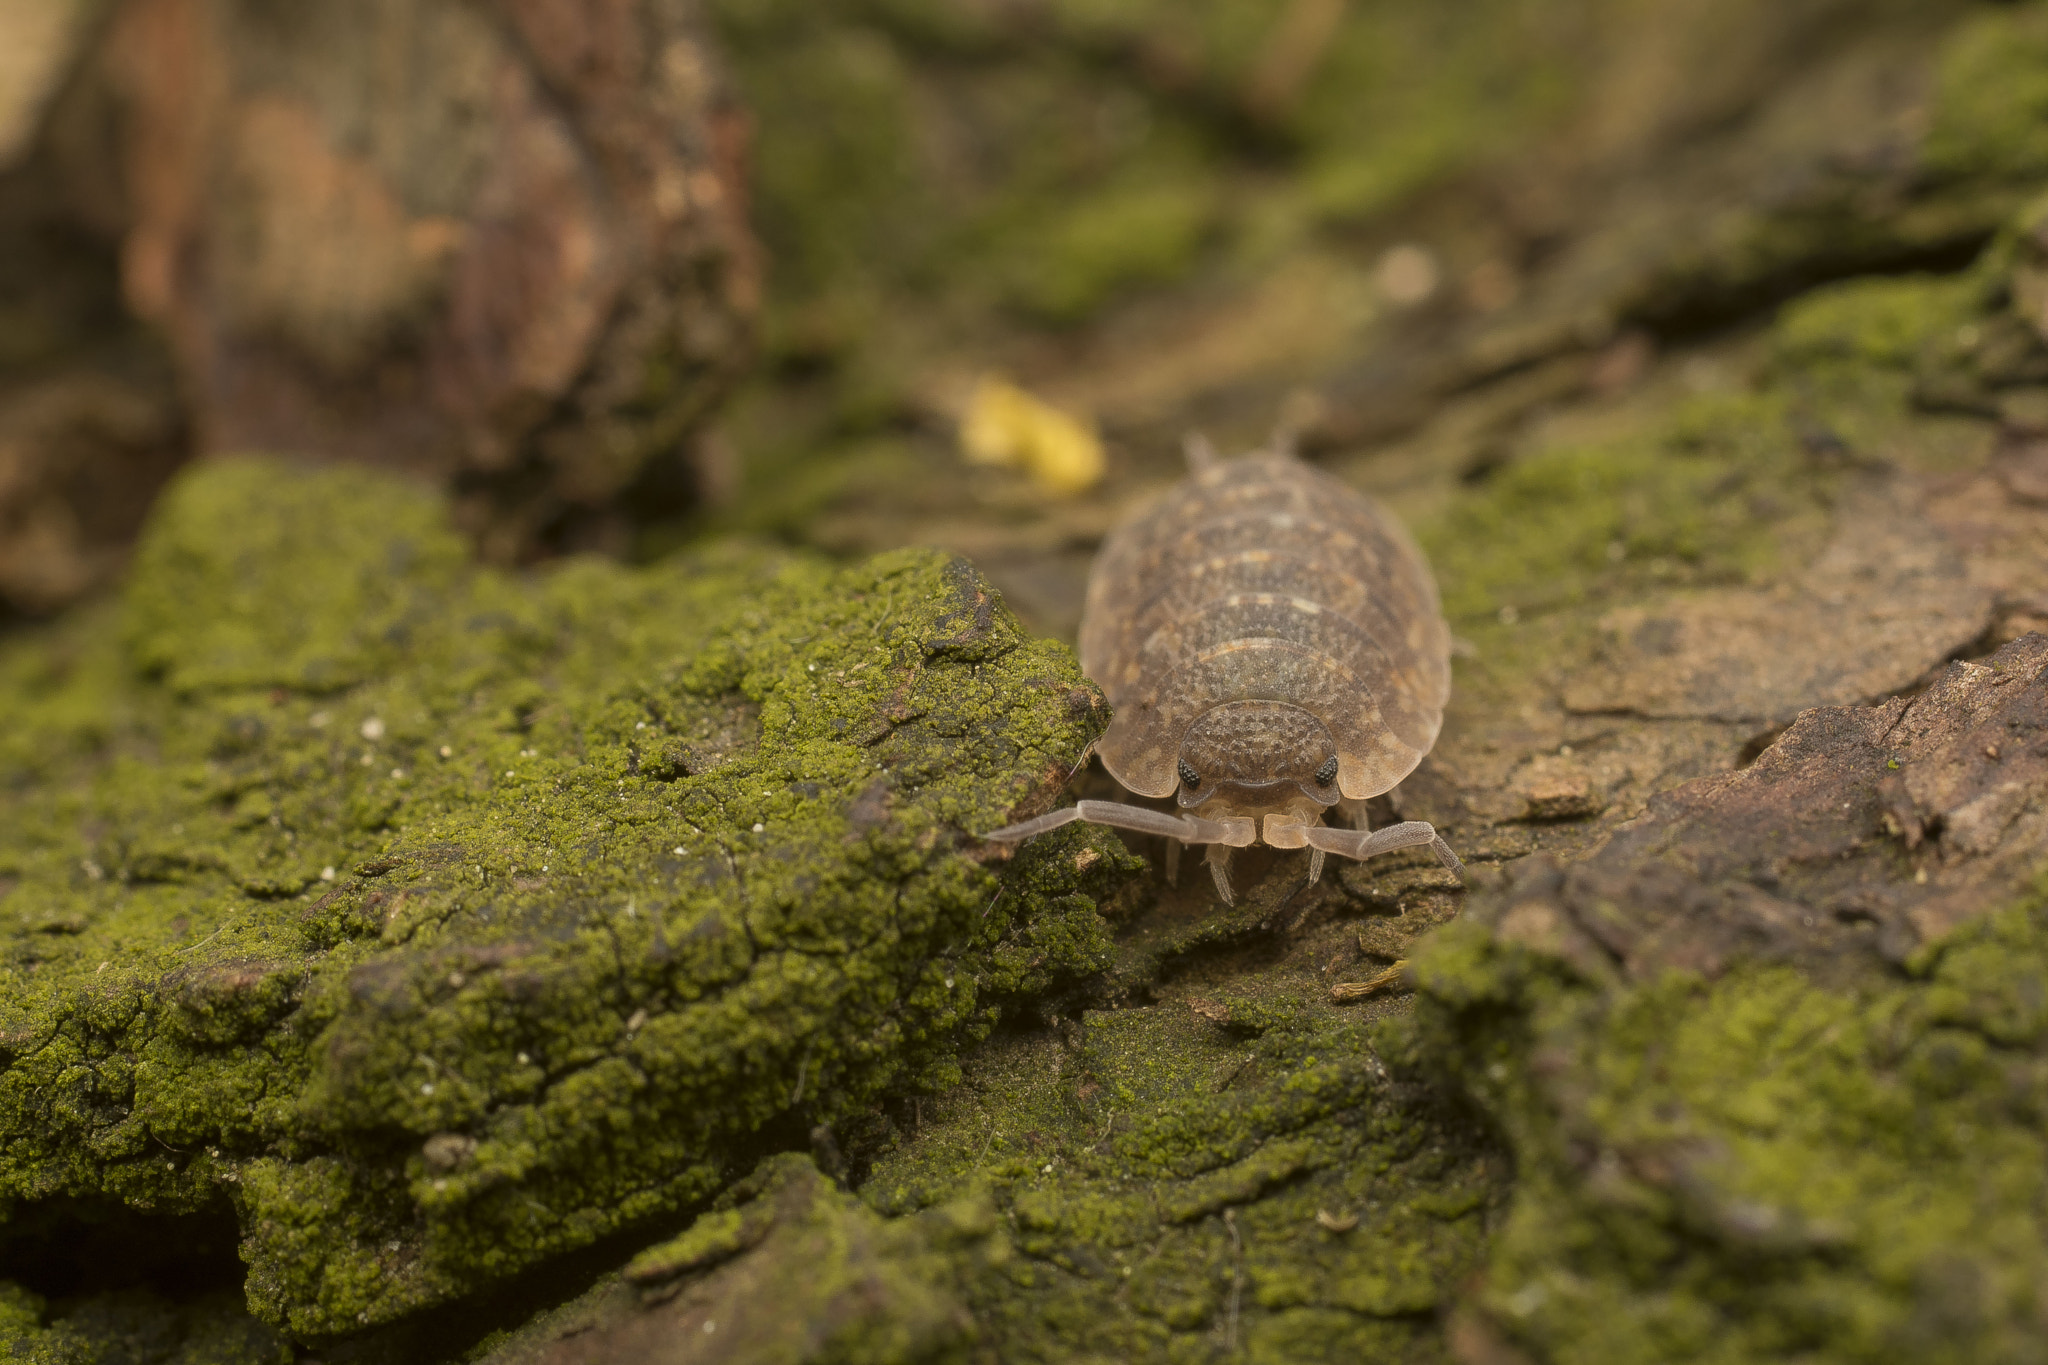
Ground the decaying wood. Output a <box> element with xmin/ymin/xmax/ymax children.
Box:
<box><xmin>44</xmin><ymin>0</ymin><xmax>760</xmax><ymax>559</ymax></box>
<box><xmin>1492</xmin><ymin>632</ymin><xmax>2048</xmax><ymax>983</ymax></box>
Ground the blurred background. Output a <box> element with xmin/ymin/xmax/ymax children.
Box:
<box><xmin>0</xmin><ymin>0</ymin><xmax>2038</xmax><ymax>638</ymax></box>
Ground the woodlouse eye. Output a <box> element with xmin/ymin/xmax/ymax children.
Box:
<box><xmin>1177</xmin><ymin>759</ymin><xmax>1201</xmax><ymax>787</ymax></box>
<box><xmin>1315</xmin><ymin>756</ymin><xmax>1339</xmax><ymax>785</ymax></box>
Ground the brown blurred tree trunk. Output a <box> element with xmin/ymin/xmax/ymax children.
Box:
<box><xmin>0</xmin><ymin>0</ymin><xmax>760</xmax><ymax>615</ymax></box>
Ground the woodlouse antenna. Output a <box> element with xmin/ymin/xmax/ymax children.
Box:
<box><xmin>1060</xmin><ymin>738</ymin><xmax>1097</xmax><ymax>788</ymax></box>
<box><xmin>981</xmin><ymin>800</ymin><xmax>1255</xmax><ymax>848</ymax></box>
<box><xmin>1268</xmin><ymin>817</ymin><xmax>1465</xmax><ymax>881</ymax></box>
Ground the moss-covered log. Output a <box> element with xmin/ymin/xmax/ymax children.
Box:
<box><xmin>0</xmin><ymin>458</ymin><xmax>1133</xmax><ymax>1339</ymax></box>
<box><xmin>8</xmin><ymin>3</ymin><xmax>2048</xmax><ymax>1362</ymax></box>
<box><xmin>1391</xmin><ymin>635</ymin><xmax>2048</xmax><ymax>1363</ymax></box>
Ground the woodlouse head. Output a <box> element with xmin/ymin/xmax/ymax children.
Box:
<box><xmin>1173</xmin><ymin>700</ymin><xmax>1340</xmax><ymax>810</ymax></box>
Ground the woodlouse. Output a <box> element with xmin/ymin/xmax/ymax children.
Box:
<box><xmin>985</xmin><ymin>440</ymin><xmax>1464</xmax><ymax>903</ymax></box>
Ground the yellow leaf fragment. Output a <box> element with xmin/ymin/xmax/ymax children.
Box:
<box><xmin>959</xmin><ymin>376</ymin><xmax>1105</xmax><ymax>496</ymax></box>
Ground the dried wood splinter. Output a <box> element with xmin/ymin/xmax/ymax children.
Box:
<box><xmin>983</xmin><ymin>437</ymin><xmax>1464</xmax><ymax>903</ymax></box>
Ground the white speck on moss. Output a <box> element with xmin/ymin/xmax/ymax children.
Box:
<box><xmin>320</xmin><ymin>866</ymin><xmax>336</xmax><ymax>881</ymax></box>
<box><xmin>360</xmin><ymin>717</ymin><xmax>385</xmax><ymax>740</ymax></box>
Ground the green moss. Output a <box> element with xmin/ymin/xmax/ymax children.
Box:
<box><xmin>0</xmin><ymin>1283</ymin><xmax>43</xmax><ymax>1346</ymax></box>
<box><xmin>1773</xmin><ymin>274</ymin><xmax>1981</xmax><ymax>371</ymax></box>
<box><xmin>856</xmin><ymin>950</ymin><xmax>1502</xmax><ymax>1362</ymax></box>
<box><xmin>1418</xmin><ymin>229</ymin><xmax>2033</xmax><ymax>669</ymax></box>
<box><xmin>713</xmin><ymin>0</ymin><xmax>1583</xmax><ymax>337</ymax></box>
<box><xmin>479</xmin><ymin>1153</ymin><xmax>993</xmax><ymax>1365</ymax></box>
<box><xmin>997</xmin><ymin>171</ymin><xmax>1219</xmax><ymax>324</ymax></box>
<box><xmin>721</xmin><ymin>24</ymin><xmax>927</xmax><ymax>324</ymax></box>
<box><xmin>1762</xmin><ymin>270</ymin><xmax>2005</xmax><ymax>465</ymax></box>
<box><xmin>0</xmin><ymin>1285</ymin><xmax>290</xmax><ymax>1365</ymax></box>
<box><xmin>124</xmin><ymin>460</ymin><xmax>470</xmax><ymax>695</ymax></box>
<box><xmin>1390</xmin><ymin>876</ymin><xmax>2048</xmax><ymax>1363</ymax></box>
<box><xmin>1420</xmin><ymin>388</ymin><xmax>1822</xmax><ymax>628</ymax></box>
<box><xmin>0</xmin><ymin>458</ymin><xmax>1134</xmax><ymax>1339</ymax></box>
<box><xmin>1923</xmin><ymin>2</ymin><xmax>2048</xmax><ymax>186</ymax></box>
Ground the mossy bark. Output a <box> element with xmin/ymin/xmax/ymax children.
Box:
<box><xmin>0</xmin><ymin>458</ymin><xmax>1130</xmax><ymax>1340</ymax></box>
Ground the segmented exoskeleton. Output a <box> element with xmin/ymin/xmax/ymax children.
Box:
<box><xmin>984</xmin><ymin>439</ymin><xmax>1463</xmax><ymax>904</ymax></box>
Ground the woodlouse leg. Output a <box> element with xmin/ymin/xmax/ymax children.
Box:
<box><xmin>1183</xmin><ymin>431</ymin><xmax>1220</xmax><ymax>472</ymax></box>
<box><xmin>1289</xmin><ymin>820</ymin><xmax>1466</xmax><ymax>884</ymax></box>
<box><xmin>1204</xmin><ymin>845</ymin><xmax>1235</xmax><ymax>906</ymax></box>
<box><xmin>1255</xmin><ymin>820</ymin><xmax>1329</xmax><ymax>897</ymax></box>
<box><xmin>1164</xmin><ymin>838</ymin><xmax>1181</xmax><ymax>887</ymax></box>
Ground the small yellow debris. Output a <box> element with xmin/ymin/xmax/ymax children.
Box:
<box><xmin>1315</xmin><ymin>1209</ymin><xmax>1359</xmax><ymax>1232</ymax></box>
<box><xmin>959</xmin><ymin>375</ymin><xmax>1105</xmax><ymax>496</ymax></box>
<box><xmin>1330</xmin><ymin>960</ymin><xmax>1409</xmax><ymax>1003</ymax></box>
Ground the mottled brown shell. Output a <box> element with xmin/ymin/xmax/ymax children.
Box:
<box><xmin>1079</xmin><ymin>453</ymin><xmax>1451</xmax><ymax>802</ymax></box>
